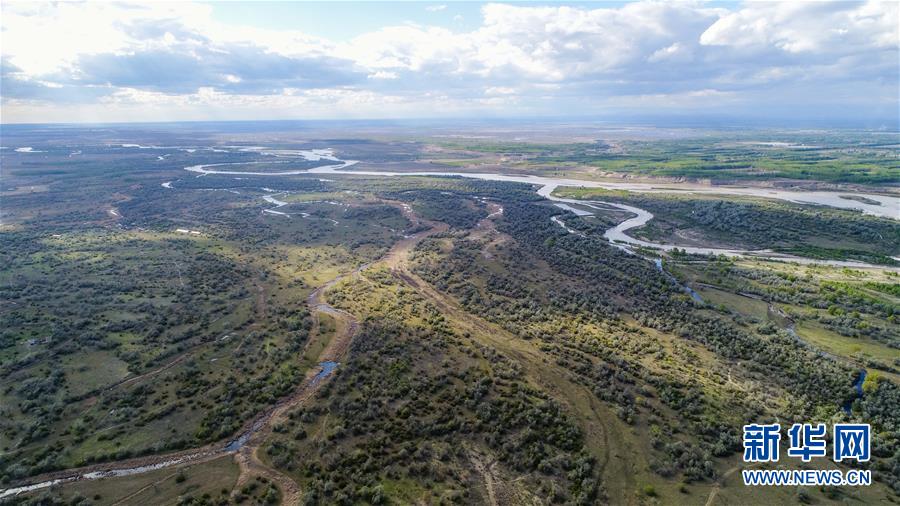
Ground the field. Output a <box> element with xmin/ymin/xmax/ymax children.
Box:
<box><xmin>426</xmin><ymin>133</ymin><xmax>900</xmax><ymax>186</ymax></box>
<box><xmin>669</xmin><ymin>258</ymin><xmax>900</xmax><ymax>382</ymax></box>
<box><xmin>1</xmin><ymin>123</ymin><xmax>898</xmax><ymax>505</ymax></box>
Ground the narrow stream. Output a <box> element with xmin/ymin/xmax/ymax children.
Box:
<box><xmin>181</xmin><ymin>148</ymin><xmax>898</xmax><ymax>270</ymax></box>
<box><xmin>654</xmin><ymin>258</ymin><xmax>704</xmax><ymax>303</ymax></box>
<box><xmin>0</xmin><ymin>361</ymin><xmax>340</xmax><ymax>499</ymax></box>
<box><xmin>842</xmin><ymin>370</ymin><xmax>868</xmax><ymax>414</ymax></box>
<box><xmin>312</xmin><ymin>361</ymin><xmax>339</xmax><ymax>385</ymax></box>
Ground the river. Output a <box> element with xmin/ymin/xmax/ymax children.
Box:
<box><xmin>5</xmin><ymin>146</ymin><xmax>888</xmax><ymax>498</ymax></box>
<box><xmin>183</xmin><ymin>148</ymin><xmax>898</xmax><ymax>269</ymax></box>
<box><xmin>0</xmin><ymin>361</ymin><xmax>339</xmax><ymax>500</ymax></box>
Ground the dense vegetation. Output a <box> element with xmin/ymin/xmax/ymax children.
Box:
<box><xmin>554</xmin><ymin>187</ymin><xmax>900</xmax><ymax>265</ymax></box>
<box><xmin>1</xmin><ymin>125</ymin><xmax>897</xmax><ymax>504</ymax></box>
<box><xmin>263</xmin><ymin>268</ymin><xmax>600</xmax><ymax>504</ymax></box>
<box><xmin>436</xmin><ymin>133</ymin><xmax>900</xmax><ymax>184</ymax></box>
<box><xmin>411</xmin><ymin>197</ymin><xmax>900</xmax><ymax>494</ymax></box>
<box><xmin>670</xmin><ymin>258</ymin><xmax>899</xmax><ymax>375</ymax></box>
<box><xmin>0</xmin><ymin>146</ymin><xmax>414</xmax><ymax>482</ymax></box>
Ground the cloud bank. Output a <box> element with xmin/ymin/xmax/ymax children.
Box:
<box><xmin>1</xmin><ymin>1</ymin><xmax>897</xmax><ymax>124</ymax></box>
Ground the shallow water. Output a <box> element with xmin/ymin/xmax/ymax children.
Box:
<box><xmin>183</xmin><ymin>149</ymin><xmax>896</xmax><ymax>217</ymax></box>
<box><xmin>553</xmin><ymin>203</ymin><xmax>593</xmax><ymax>216</ymax></box>
<box><xmin>0</xmin><ymin>359</ymin><xmax>342</xmax><ymax>499</ymax></box>
<box><xmin>551</xmin><ymin>216</ymin><xmax>583</xmax><ymax>236</ymax></box>
<box><xmin>842</xmin><ymin>370</ymin><xmax>867</xmax><ymax>414</ymax></box>
<box><xmin>0</xmin><ymin>479</ymin><xmax>73</xmax><ymax>499</ymax></box>
<box><xmin>262</xmin><ymin>194</ymin><xmax>288</xmax><ymax>207</ymax></box>
<box><xmin>312</xmin><ymin>361</ymin><xmax>339</xmax><ymax>386</ymax></box>
<box><xmin>183</xmin><ymin>149</ymin><xmax>898</xmax><ymax>268</ymax></box>
<box><xmin>654</xmin><ymin>259</ymin><xmax>704</xmax><ymax>303</ymax></box>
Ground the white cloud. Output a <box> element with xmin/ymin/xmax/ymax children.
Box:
<box><xmin>368</xmin><ymin>71</ymin><xmax>399</xmax><ymax>80</ymax></box>
<box><xmin>700</xmin><ymin>1</ymin><xmax>898</xmax><ymax>53</ymax></box>
<box><xmin>648</xmin><ymin>43</ymin><xmax>693</xmax><ymax>63</ymax></box>
<box><xmin>484</xmin><ymin>86</ymin><xmax>516</xmax><ymax>96</ymax></box>
<box><xmin>2</xmin><ymin>2</ymin><xmax>214</xmax><ymax>75</ymax></box>
<box><xmin>1</xmin><ymin>1</ymin><xmax>897</xmax><ymax>123</ymax></box>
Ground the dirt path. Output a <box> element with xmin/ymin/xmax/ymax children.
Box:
<box><xmin>387</xmin><ymin>226</ymin><xmax>639</xmax><ymax>504</ymax></box>
<box><xmin>227</xmin><ymin>204</ymin><xmax>448</xmax><ymax>504</ymax></box>
<box><xmin>100</xmin><ymin>351</ymin><xmax>189</xmax><ymax>394</ymax></box>
<box><xmin>256</xmin><ymin>281</ymin><xmax>267</xmax><ymax>319</ymax></box>
<box><xmin>396</xmin><ymin>266</ymin><xmax>637</xmax><ymax>503</ymax></box>
<box><xmin>468</xmin><ymin>450</ymin><xmax>500</xmax><ymax>506</ymax></box>
<box><xmin>1</xmin><ymin>271</ymin><xmax>357</xmax><ymax>505</ymax></box>
<box><xmin>704</xmin><ymin>463</ymin><xmax>746</xmax><ymax>506</ymax></box>
<box><xmin>72</xmin><ymin>325</ymin><xmax>236</xmax><ymax>413</ymax></box>
<box><xmin>230</xmin><ymin>283</ymin><xmax>361</xmax><ymax>505</ymax></box>
<box><xmin>233</xmin><ymin>445</ymin><xmax>301</xmax><ymax>505</ymax></box>
<box><xmin>109</xmin><ymin>472</ymin><xmax>178</xmax><ymax>506</ymax></box>
<box><xmin>2</xmin><ymin>202</ymin><xmax>507</xmax><ymax>504</ymax></box>
<box><xmin>1</xmin><ymin>203</ymin><xmax>451</xmax><ymax>504</ymax></box>
<box><xmin>705</xmin><ymin>461</ymin><xmax>771</xmax><ymax>506</ymax></box>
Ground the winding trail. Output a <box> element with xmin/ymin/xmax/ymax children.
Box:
<box><xmin>0</xmin><ymin>195</ymin><xmax>451</xmax><ymax>504</ymax></box>
<box><xmin>9</xmin><ymin>145</ymin><xmax>890</xmax><ymax>501</ymax></box>
<box><xmin>375</xmin><ymin>206</ymin><xmax>640</xmax><ymax>504</ymax></box>
<box><xmin>704</xmin><ymin>463</ymin><xmax>748</xmax><ymax>506</ymax></box>
<box><xmin>393</xmin><ymin>265</ymin><xmax>640</xmax><ymax>503</ymax></box>
<box><xmin>0</xmin><ymin>268</ymin><xmax>361</xmax><ymax>504</ymax></box>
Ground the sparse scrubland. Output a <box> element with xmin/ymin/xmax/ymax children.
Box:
<box><xmin>1</xmin><ymin>127</ymin><xmax>897</xmax><ymax>505</ymax></box>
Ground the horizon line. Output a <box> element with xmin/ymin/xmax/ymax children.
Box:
<box><xmin>2</xmin><ymin>116</ymin><xmax>899</xmax><ymax>131</ymax></box>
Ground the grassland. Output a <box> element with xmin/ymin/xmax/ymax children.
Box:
<box><xmin>405</xmin><ymin>193</ymin><xmax>899</xmax><ymax>503</ymax></box>
<box><xmin>428</xmin><ymin>133</ymin><xmax>900</xmax><ymax>186</ymax></box>
<box><xmin>1</xmin><ymin>127</ymin><xmax>898</xmax><ymax>505</ymax></box>
<box><xmin>551</xmin><ymin>186</ymin><xmax>899</xmax><ymax>265</ymax></box>
<box><xmin>670</xmin><ymin>258</ymin><xmax>899</xmax><ymax>381</ymax></box>
<box><xmin>0</xmin><ymin>142</ymin><xmax>424</xmax><ymax>487</ymax></box>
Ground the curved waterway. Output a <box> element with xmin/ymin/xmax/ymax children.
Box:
<box><xmin>842</xmin><ymin>370</ymin><xmax>867</xmax><ymax>414</ymax></box>
<box><xmin>0</xmin><ymin>361</ymin><xmax>339</xmax><ymax>500</ymax></box>
<box><xmin>184</xmin><ymin>150</ymin><xmax>899</xmax><ymax>269</ymax></box>
<box><xmin>655</xmin><ymin>258</ymin><xmax>704</xmax><ymax>303</ymax></box>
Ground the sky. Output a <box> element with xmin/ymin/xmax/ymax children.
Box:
<box><xmin>1</xmin><ymin>1</ymin><xmax>898</xmax><ymax>125</ymax></box>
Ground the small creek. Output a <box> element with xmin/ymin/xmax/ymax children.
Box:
<box><xmin>222</xmin><ymin>361</ymin><xmax>338</xmax><ymax>452</ymax></box>
<box><xmin>0</xmin><ymin>361</ymin><xmax>340</xmax><ymax>499</ymax></box>
<box><xmin>654</xmin><ymin>258</ymin><xmax>704</xmax><ymax>303</ymax></box>
<box><xmin>312</xmin><ymin>361</ymin><xmax>339</xmax><ymax>385</ymax></box>
<box><xmin>842</xmin><ymin>370</ymin><xmax>867</xmax><ymax>415</ymax></box>
<box><xmin>181</xmin><ymin>148</ymin><xmax>898</xmax><ymax>270</ymax></box>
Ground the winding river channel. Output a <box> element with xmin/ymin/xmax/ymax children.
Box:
<box><xmin>0</xmin><ymin>359</ymin><xmax>341</xmax><ymax>500</ymax></box>
<box><xmin>184</xmin><ymin>148</ymin><xmax>899</xmax><ymax>270</ymax></box>
<box><xmin>2</xmin><ymin>145</ymin><xmax>895</xmax><ymax>499</ymax></box>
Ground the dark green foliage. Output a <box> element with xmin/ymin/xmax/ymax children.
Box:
<box><xmin>412</xmin><ymin>196</ymin><xmax>899</xmax><ymax>489</ymax></box>
<box><xmin>269</xmin><ymin>305</ymin><xmax>601</xmax><ymax>504</ymax></box>
<box><xmin>586</xmin><ymin>194</ymin><xmax>900</xmax><ymax>265</ymax></box>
